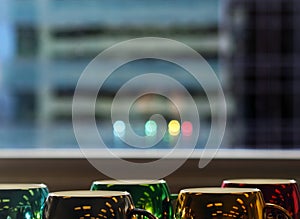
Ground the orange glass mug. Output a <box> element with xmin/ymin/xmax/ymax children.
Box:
<box><xmin>42</xmin><ymin>190</ymin><xmax>157</xmax><ymax>219</ymax></box>
<box><xmin>222</xmin><ymin>179</ymin><xmax>300</xmax><ymax>219</ymax></box>
<box><xmin>175</xmin><ymin>187</ymin><xmax>292</xmax><ymax>219</ymax></box>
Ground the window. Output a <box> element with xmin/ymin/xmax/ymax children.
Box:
<box><xmin>0</xmin><ymin>0</ymin><xmax>299</xmax><ymax>157</ymax></box>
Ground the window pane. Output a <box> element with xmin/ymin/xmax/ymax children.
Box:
<box><xmin>0</xmin><ymin>0</ymin><xmax>299</xmax><ymax>150</ymax></box>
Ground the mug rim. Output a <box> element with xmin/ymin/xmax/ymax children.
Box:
<box><xmin>49</xmin><ymin>190</ymin><xmax>131</xmax><ymax>197</ymax></box>
<box><xmin>0</xmin><ymin>183</ymin><xmax>47</xmax><ymax>190</ymax></box>
<box><xmin>180</xmin><ymin>187</ymin><xmax>261</xmax><ymax>194</ymax></box>
<box><xmin>92</xmin><ymin>179</ymin><xmax>166</xmax><ymax>185</ymax></box>
<box><xmin>223</xmin><ymin>179</ymin><xmax>297</xmax><ymax>185</ymax></box>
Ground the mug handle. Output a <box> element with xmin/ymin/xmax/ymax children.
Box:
<box><xmin>129</xmin><ymin>208</ymin><xmax>157</xmax><ymax>219</ymax></box>
<box><xmin>264</xmin><ymin>203</ymin><xmax>292</xmax><ymax>219</ymax></box>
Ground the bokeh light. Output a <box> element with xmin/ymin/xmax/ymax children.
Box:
<box><xmin>113</xmin><ymin>120</ymin><xmax>126</xmax><ymax>138</ymax></box>
<box><xmin>168</xmin><ymin>120</ymin><xmax>180</xmax><ymax>136</ymax></box>
<box><xmin>145</xmin><ymin>120</ymin><xmax>157</xmax><ymax>137</ymax></box>
<box><xmin>182</xmin><ymin>121</ymin><xmax>193</xmax><ymax>136</ymax></box>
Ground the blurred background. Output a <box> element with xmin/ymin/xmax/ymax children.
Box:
<box><xmin>0</xmin><ymin>0</ymin><xmax>299</xmax><ymax>150</ymax></box>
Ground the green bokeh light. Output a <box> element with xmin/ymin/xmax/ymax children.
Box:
<box><xmin>145</xmin><ymin>120</ymin><xmax>157</xmax><ymax>137</ymax></box>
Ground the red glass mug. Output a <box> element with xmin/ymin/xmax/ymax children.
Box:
<box><xmin>222</xmin><ymin>179</ymin><xmax>300</xmax><ymax>219</ymax></box>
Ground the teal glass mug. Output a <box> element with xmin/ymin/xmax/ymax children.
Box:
<box><xmin>91</xmin><ymin>179</ymin><xmax>175</xmax><ymax>219</ymax></box>
<box><xmin>0</xmin><ymin>184</ymin><xmax>49</xmax><ymax>219</ymax></box>
<box><xmin>42</xmin><ymin>190</ymin><xmax>156</xmax><ymax>219</ymax></box>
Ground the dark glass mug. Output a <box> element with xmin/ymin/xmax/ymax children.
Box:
<box><xmin>42</xmin><ymin>190</ymin><xmax>156</xmax><ymax>219</ymax></box>
<box><xmin>0</xmin><ymin>184</ymin><xmax>49</xmax><ymax>219</ymax></box>
<box><xmin>91</xmin><ymin>179</ymin><xmax>175</xmax><ymax>219</ymax></box>
<box><xmin>222</xmin><ymin>179</ymin><xmax>300</xmax><ymax>219</ymax></box>
<box><xmin>175</xmin><ymin>187</ymin><xmax>292</xmax><ymax>219</ymax></box>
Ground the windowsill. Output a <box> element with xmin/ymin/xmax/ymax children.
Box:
<box><xmin>0</xmin><ymin>148</ymin><xmax>299</xmax><ymax>159</ymax></box>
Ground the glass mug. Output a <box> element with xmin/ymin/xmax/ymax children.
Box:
<box><xmin>175</xmin><ymin>187</ymin><xmax>292</xmax><ymax>219</ymax></box>
<box><xmin>42</xmin><ymin>190</ymin><xmax>156</xmax><ymax>219</ymax></box>
<box><xmin>0</xmin><ymin>184</ymin><xmax>49</xmax><ymax>219</ymax></box>
<box><xmin>222</xmin><ymin>179</ymin><xmax>300</xmax><ymax>219</ymax></box>
<box><xmin>91</xmin><ymin>179</ymin><xmax>174</xmax><ymax>219</ymax></box>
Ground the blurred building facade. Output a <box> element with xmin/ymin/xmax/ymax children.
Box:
<box><xmin>1</xmin><ymin>0</ymin><xmax>224</xmax><ymax>148</ymax></box>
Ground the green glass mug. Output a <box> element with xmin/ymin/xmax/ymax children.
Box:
<box><xmin>42</xmin><ymin>190</ymin><xmax>156</xmax><ymax>219</ymax></box>
<box><xmin>175</xmin><ymin>187</ymin><xmax>292</xmax><ymax>219</ymax></box>
<box><xmin>91</xmin><ymin>179</ymin><xmax>175</xmax><ymax>219</ymax></box>
<box><xmin>0</xmin><ymin>184</ymin><xmax>49</xmax><ymax>219</ymax></box>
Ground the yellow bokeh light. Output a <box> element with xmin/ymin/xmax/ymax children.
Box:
<box><xmin>168</xmin><ymin>120</ymin><xmax>180</xmax><ymax>136</ymax></box>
